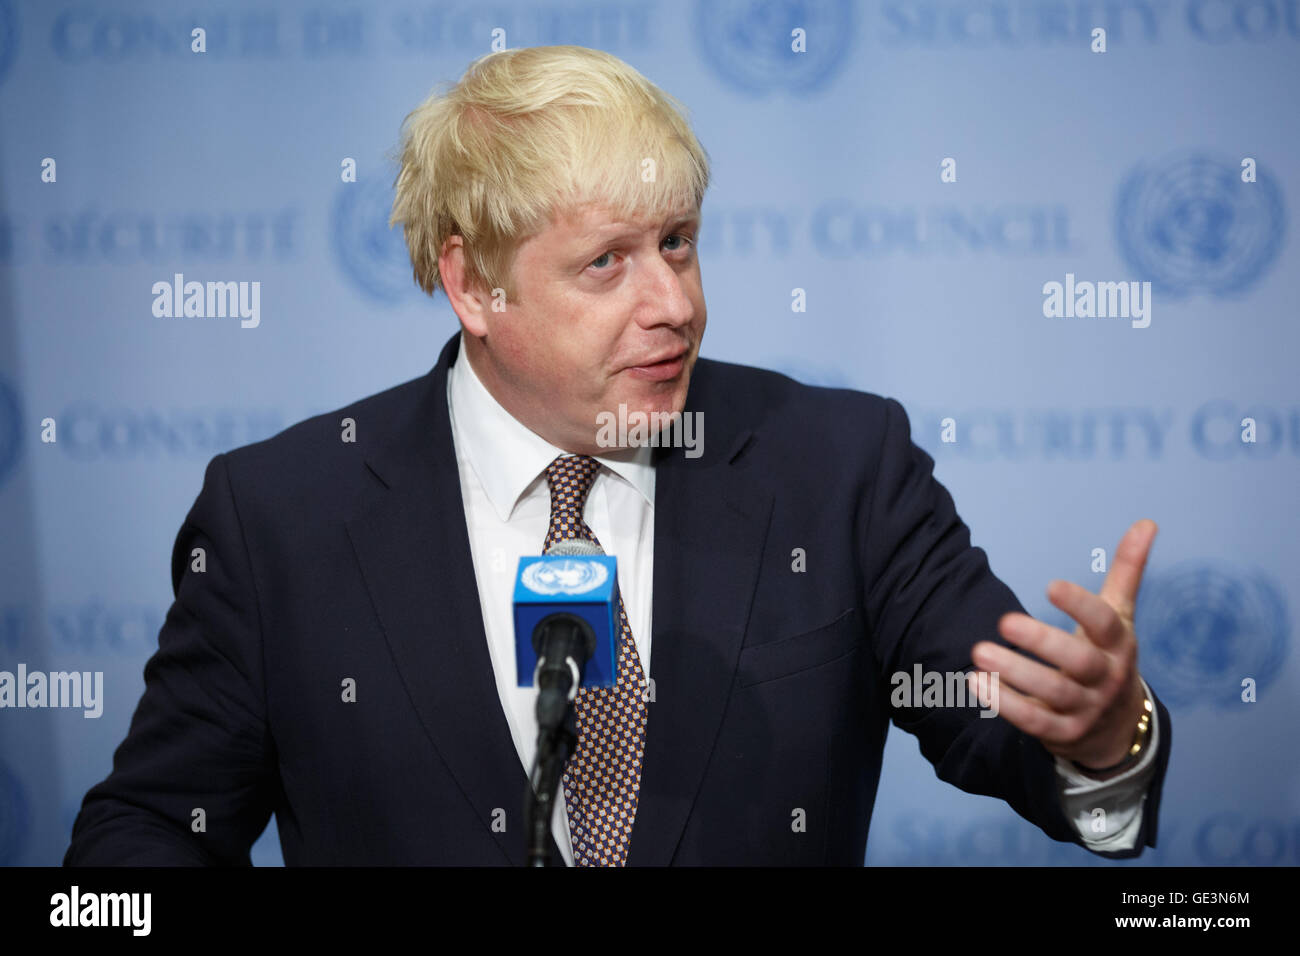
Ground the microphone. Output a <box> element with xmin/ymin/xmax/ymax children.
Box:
<box><xmin>513</xmin><ymin>539</ymin><xmax>620</xmax><ymax>729</ymax></box>
<box><xmin>514</xmin><ymin>538</ymin><xmax>621</xmax><ymax>867</ymax></box>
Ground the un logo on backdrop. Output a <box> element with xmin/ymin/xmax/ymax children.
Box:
<box><xmin>331</xmin><ymin>179</ymin><xmax>418</xmax><ymax>304</ymax></box>
<box><xmin>0</xmin><ymin>0</ymin><xmax>17</xmax><ymax>88</ymax></box>
<box><xmin>695</xmin><ymin>0</ymin><xmax>853</xmax><ymax>95</ymax></box>
<box><xmin>0</xmin><ymin>759</ymin><xmax>29</xmax><ymax>864</ymax></box>
<box><xmin>1135</xmin><ymin>561</ymin><xmax>1288</xmax><ymax>709</ymax></box>
<box><xmin>1115</xmin><ymin>153</ymin><xmax>1285</xmax><ymax>296</ymax></box>
<box><xmin>0</xmin><ymin>378</ymin><xmax>22</xmax><ymax>489</ymax></box>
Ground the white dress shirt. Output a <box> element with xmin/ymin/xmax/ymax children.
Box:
<box><xmin>444</xmin><ymin>333</ymin><xmax>1158</xmax><ymax>864</ymax></box>
<box><xmin>447</xmin><ymin>336</ymin><xmax>654</xmax><ymax>866</ymax></box>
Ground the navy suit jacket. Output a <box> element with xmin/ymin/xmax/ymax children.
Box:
<box><xmin>65</xmin><ymin>333</ymin><xmax>1171</xmax><ymax>865</ymax></box>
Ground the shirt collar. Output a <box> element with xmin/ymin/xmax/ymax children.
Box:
<box><xmin>447</xmin><ymin>332</ymin><xmax>656</xmax><ymax>522</ymax></box>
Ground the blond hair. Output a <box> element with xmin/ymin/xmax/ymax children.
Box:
<box><xmin>389</xmin><ymin>45</ymin><xmax>711</xmax><ymax>302</ymax></box>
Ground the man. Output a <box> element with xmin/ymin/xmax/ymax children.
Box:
<box><xmin>65</xmin><ymin>45</ymin><xmax>1170</xmax><ymax>866</ymax></box>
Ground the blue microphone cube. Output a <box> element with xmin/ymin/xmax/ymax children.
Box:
<box><xmin>513</xmin><ymin>554</ymin><xmax>620</xmax><ymax>689</ymax></box>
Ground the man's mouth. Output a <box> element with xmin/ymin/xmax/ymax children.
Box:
<box><xmin>625</xmin><ymin>348</ymin><xmax>688</xmax><ymax>382</ymax></box>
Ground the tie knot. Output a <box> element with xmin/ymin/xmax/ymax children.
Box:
<box><xmin>544</xmin><ymin>456</ymin><xmax>601</xmax><ymax>550</ymax></box>
<box><xmin>545</xmin><ymin>454</ymin><xmax>601</xmax><ymax>515</ymax></box>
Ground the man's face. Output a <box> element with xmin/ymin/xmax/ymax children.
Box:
<box><xmin>458</xmin><ymin>202</ymin><xmax>706</xmax><ymax>455</ymax></box>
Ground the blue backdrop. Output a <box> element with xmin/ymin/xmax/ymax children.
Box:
<box><xmin>1</xmin><ymin>0</ymin><xmax>1296</xmax><ymax>866</ymax></box>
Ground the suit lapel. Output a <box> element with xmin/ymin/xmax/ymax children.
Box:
<box><xmin>625</xmin><ymin>368</ymin><xmax>773</xmax><ymax>866</ymax></box>
<box><xmin>345</xmin><ymin>334</ymin><xmax>557</xmax><ymax>866</ymax></box>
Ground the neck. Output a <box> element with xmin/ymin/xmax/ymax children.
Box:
<box><xmin>460</xmin><ymin>333</ymin><xmax>601</xmax><ymax>456</ymax></box>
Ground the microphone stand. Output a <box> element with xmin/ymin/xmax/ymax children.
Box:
<box><xmin>526</xmin><ymin>721</ymin><xmax>575</xmax><ymax>867</ymax></box>
<box><xmin>522</xmin><ymin>542</ymin><xmax>603</xmax><ymax>866</ymax></box>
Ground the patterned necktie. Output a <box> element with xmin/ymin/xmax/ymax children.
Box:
<box><xmin>542</xmin><ymin>454</ymin><xmax>648</xmax><ymax>866</ymax></box>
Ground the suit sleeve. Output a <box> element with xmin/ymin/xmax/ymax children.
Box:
<box><xmin>858</xmin><ymin>397</ymin><xmax>1172</xmax><ymax>859</ymax></box>
<box><xmin>64</xmin><ymin>453</ymin><xmax>276</xmax><ymax>866</ymax></box>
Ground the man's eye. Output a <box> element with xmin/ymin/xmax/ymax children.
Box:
<box><xmin>589</xmin><ymin>235</ymin><xmax>692</xmax><ymax>271</ymax></box>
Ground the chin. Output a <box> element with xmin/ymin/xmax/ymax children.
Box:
<box><xmin>638</xmin><ymin>366</ymin><xmax>694</xmax><ymax>411</ymax></box>
<box><xmin>624</xmin><ymin>388</ymin><xmax>687</xmax><ymax>422</ymax></box>
<box><xmin>586</xmin><ymin>386</ymin><xmax>686</xmax><ymax>454</ymax></box>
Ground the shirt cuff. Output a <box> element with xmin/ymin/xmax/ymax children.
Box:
<box><xmin>1053</xmin><ymin>677</ymin><xmax>1160</xmax><ymax>852</ymax></box>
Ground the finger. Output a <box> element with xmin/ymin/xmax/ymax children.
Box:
<box><xmin>970</xmin><ymin>640</ymin><xmax>1089</xmax><ymax>712</ymax></box>
<box><xmin>969</xmin><ymin>672</ymin><xmax>1078</xmax><ymax>745</ymax></box>
<box><xmin>1099</xmin><ymin>519</ymin><xmax>1158</xmax><ymax>620</ymax></box>
<box><xmin>1047</xmin><ymin>579</ymin><xmax>1128</xmax><ymax>652</ymax></box>
<box><xmin>995</xmin><ymin>612</ymin><xmax>1111</xmax><ymax>685</ymax></box>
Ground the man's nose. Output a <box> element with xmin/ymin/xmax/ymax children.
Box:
<box><xmin>636</xmin><ymin>257</ymin><xmax>697</xmax><ymax>329</ymax></box>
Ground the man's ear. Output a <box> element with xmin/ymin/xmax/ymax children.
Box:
<box><xmin>439</xmin><ymin>235</ymin><xmax>492</xmax><ymax>337</ymax></box>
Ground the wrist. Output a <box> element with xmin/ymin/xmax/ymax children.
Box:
<box><xmin>1071</xmin><ymin>693</ymin><xmax>1153</xmax><ymax>778</ymax></box>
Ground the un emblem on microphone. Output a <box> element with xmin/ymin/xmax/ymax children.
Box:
<box><xmin>1135</xmin><ymin>561</ymin><xmax>1289</xmax><ymax>709</ymax></box>
<box><xmin>695</xmin><ymin>0</ymin><xmax>854</xmax><ymax>96</ymax></box>
<box><xmin>331</xmin><ymin>178</ymin><xmax>418</xmax><ymax>304</ymax></box>
<box><xmin>523</xmin><ymin>559</ymin><xmax>609</xmax><ymax>596</ymax></box>
<box><xmin>1115</xmin><ymin>153</ymin><xmax>1286</xmax><ymax>296</ymax></box>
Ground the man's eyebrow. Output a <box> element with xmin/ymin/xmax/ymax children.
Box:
<box><xmin>577</xmin><ymin>214</ymin><xmax>700</xmax><ymax>248</ymax></box>
<box><xmin>663</xmin><ymin>213</ymin><xmax>701</xmax><ymax>232</ymax></box>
